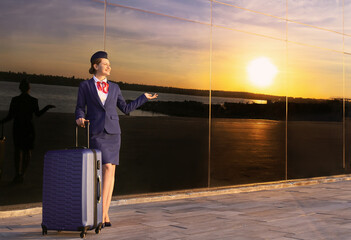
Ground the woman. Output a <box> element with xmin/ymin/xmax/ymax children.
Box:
<box><xmin>1</xmin><ymin>79</ymin><xmax>55</xmax><ymax>183</ymax></box>
<box><xmin>75</xmin><ymin>51</ymin><xmax>157</xmax><ymax>227</ymax></box>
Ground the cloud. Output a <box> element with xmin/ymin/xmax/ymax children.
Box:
<box><xmin>106</xmin><ymin>4</ymin><xmax>210</xmax><ymax>52</ymax></box>
<box><xmin>0</xmin><ymin>0</ymin><xmax>104</xmax><ymax>41</ymax></box>
<box><xmin>287</xmin><ymin>0</ymin><xmax>342</xmax><ymax>31</ymax></box>
<box><xmin>108</xmin><ymin>0</ymin><xmax>211</xmax><ymax>23</ymax></box>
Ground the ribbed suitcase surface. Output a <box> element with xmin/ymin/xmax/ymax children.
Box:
<box><xmin>42</xmin><ymin>148</ymin><xmax>102</xmax><ymax>235</ymax></box>
<box><xmin>43</xmin><ymin>150</ymin><xmax>85</xmax><ymax>230</ymax></box>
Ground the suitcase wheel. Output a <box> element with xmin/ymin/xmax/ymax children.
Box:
<box><xmin>79</xmin><ymin>226</ymin><xmax>89</xmax><ymax>238</ymax></box>
<box><xmin>80</xmin><ymin>231</ymin><xmax>86</xmax><ymax>238</ymax></box>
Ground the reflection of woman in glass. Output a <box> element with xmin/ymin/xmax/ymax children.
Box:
<box><xmin>75</xmin><ymin>51</ymin><xmax>157</xmax><ymax>227</ymax></box>
<box><xmin>1</xmin><ymin>79</ymin><xmax>55</xmax><ymax>183</ymax></box>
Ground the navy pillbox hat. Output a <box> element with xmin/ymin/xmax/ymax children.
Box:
<box><xmin>90</xmin><ymin>51</ymin><xmax>108</xmax><ymax>63</ymax></box>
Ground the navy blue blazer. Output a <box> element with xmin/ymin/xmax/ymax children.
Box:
<box><xmin>75</xmin><ymin>78</ymin><xmax>148</xmax><ymax>135</ymax></box>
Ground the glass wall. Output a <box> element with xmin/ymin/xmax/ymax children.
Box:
<box><xmin>210</xmin><ymin>6</ymin><xmax>286</xmax><ymax>186</ymax></box>
<box><xmin>287</xmin><ymin>0</ymin><xmax>345</xmax><ymax>178</ymax></box>
<box><xmin>0</xmin><ymin>0</ymin><xmax>106</xmax><ymax>205</ymax></box>
<box><xmin>106</xmin><ymin>1</ymin><xmax>210</xmax><ymax>194</ymax></box>
<box><xmin>287</xmin><ymin>45</ymin><xmax>343</xmax><ymax>178</ymax></box>
<box><xmin>0</xmin><ymin>0</ymin><xmax>350</xmax><ymax>205</ymax></box>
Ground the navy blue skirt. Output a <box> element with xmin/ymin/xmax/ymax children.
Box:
<box><xmin>90</xmin><ymin>131</ymin><xmax>121</xmax><ymax>165</ymax></box>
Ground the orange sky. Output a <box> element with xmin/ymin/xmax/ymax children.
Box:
<box><xmin>1</xmin><ymin>0</ymin><xmax>350</xmax><ymax>99</ymax></box>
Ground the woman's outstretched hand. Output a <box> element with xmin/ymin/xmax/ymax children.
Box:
<box><xmin>144</xmin><ymin>93</ymin><xmax>158</xmax><ymax>100</ymax></box>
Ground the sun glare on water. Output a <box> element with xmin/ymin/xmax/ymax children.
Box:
<box><xmin>247</xmin><ymin>57</ymin><xmax>278</xmax><ymax>88</ymax></box>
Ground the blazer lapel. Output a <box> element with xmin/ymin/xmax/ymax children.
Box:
<box><xmin>104</xmin><ymin>80</ymin><xmax>115</xmax><ymax>106</ymax></box>
<box><xmin>88</xmin><ymin>78</ymin><xmax>105</xmax><ymax>109</ymax></box>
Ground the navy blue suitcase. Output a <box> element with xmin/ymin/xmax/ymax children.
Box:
<box><xmin>42</xmin><ymin>123</ymin><xmax>103</xmax><ymax>238</ymax></box>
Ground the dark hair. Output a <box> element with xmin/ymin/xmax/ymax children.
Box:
<box><xmin>89</xmin><ymin>58</ymin><xmax>102</xmax><ymax>74</ymax></box>
<box><xmin>19</xmin><ymin>78</ymin><xmax>30</xmax><ymax>93</ymax></box>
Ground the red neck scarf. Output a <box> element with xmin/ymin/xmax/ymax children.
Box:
<box><xmin>96</xmin><ymin>81</ymin><xmax>109</xmax><ymax>94</ymax></box>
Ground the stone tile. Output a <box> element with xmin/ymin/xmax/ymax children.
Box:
<box><xmin>4</xmin><ymin>180</ymin><xmax>351</xmax><ymax>239</ymax></box>
<box><xmin>141</xmin><ymin>220</ymin><xmax>180</xmax><ymax>227</ymax></box>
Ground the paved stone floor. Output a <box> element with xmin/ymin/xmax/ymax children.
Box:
<box><xmin>1</xmin><ymin>180</ymin><xmax>351</xmax><ymax>239</ymax></box>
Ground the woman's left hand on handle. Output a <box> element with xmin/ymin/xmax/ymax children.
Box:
<box><xmin>76</xmin><ymin>118</ymin><xmax>88</xmax><ymax>128</ymax></box>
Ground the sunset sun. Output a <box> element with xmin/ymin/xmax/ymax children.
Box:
<box><xmin>247</xmin><ymin>57</ymin><xmax>278</xmax><ymax>87</ymax></box>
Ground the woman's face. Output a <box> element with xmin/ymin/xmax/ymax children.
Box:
<box><xmin>94</xmin><ymin>58</ymin><xmax>111</xmax><ymax>77</ymax></box>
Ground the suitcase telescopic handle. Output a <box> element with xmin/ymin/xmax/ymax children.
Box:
<box><xmin>75</xmin><ymin>120</ymin><xmax>90</xmax><ymax>148</ymax></box>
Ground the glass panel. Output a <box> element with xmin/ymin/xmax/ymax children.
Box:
<box><xmin>288</xmin><ymin>23</ymin><xmax>343</xmax><ymax>53</ymax></box>
<box><xmin>212</xmin><ymin>0</ymin><xmax>285</xmax><ymax>40</ymax></box>
<box><xmin>106</xmin><ymin>2</ymin><xmax>210</xmax><ymax>195</ymax></box>
<box><xmin>0</xmin><ymin>0</ymin><xmax>105</xmax><ymax>205</ymax></box>
<box><xmin>107</xmin><ymin>0</ymin><xmax>211</xmax><ymax>24</ymax></box>
<box><xmin>287</xmin><ymin>44</ymin><xmax>344</xmax><ymax>179</ymax></box>
<box><xmin>211</xmin><ymin>27</ymin><xmax>286</xmax><ymax>187</ymax></box>
<box><xmin>0</xmin><ymin>0</ymin><xmax>104</xmax><ymax>80</ymax></box>
<box><xmin>287</xmin><ymin>0</ymin><xmax>343</xmax><ymax>52</ymax></box>
<box><xmin>288</xmin><ymin>0</ymin><xmax>343</xmax><ymax>33</ymax></box>
<box><xmin>344</xmin><ymin>53</ymin><xmax>351</xmax><ymax>173</ymax></box>
<box><xmin>214</xmin><ymin>0</ymin><xmax>286</xmax><ymax>18</ymax></box>
<box><xmin>344</xmin><ymin>1</ymin><xmax>351</xmax><ymax>35</ymax></box>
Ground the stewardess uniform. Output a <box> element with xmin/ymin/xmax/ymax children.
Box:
<box><xmin>75</xmin><ymin>52</ymin><xmax>148</xmax><ymax>165</ymax></box>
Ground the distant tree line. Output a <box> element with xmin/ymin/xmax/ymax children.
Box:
<box><xmin>140</xmin><ymin>100</ymin><xmax>347</xmax><ymax>121</ymax></box>
<box><xmin>0</xmin><ymin>71</ymin><xmax>83</xmax><ymax>86</ymax></box>
<box><xmin>0</xmin><ymin>71</ymin><xmax>284</xmax><ymax>101</ymax></box>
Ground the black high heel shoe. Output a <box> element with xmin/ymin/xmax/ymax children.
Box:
<box><xmin>104</xmin><ymin>222</ymin><xmax>112</xmax><ymax>227</ymax></box>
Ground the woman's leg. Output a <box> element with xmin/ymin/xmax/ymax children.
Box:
<box><xmin>102</xmin><ymin>163</ymin><xmax>114</xmax><ymax>223</ymax></box>
<box><xmin>105</xmin><ymin>164</ymin><xmax>115</xmax><ymax>222</ymax></box>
